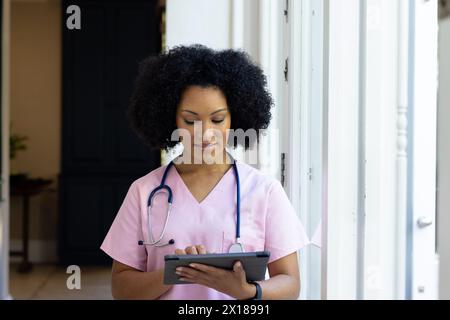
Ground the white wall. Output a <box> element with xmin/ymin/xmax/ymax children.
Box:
<box><xmin>326</xmin><ymin>0</ymin><xmax>360</xmax><ymax>299</ymax></box>
<box><xmin>166</xmin><ymin>0</ymin><xmax>231</xmax><ymax>50</ymax></box>
<box><xmin>364</xmin><ymin>0</ymin><xmax>399</xmax><ymax>299</ymax></box>
<box><xmin>438</xmin><ymin>17</ymin><xmax>450</xmax><ymax>300</ymax></box>
<box><xmin>9</xmin><ymin>0</ymin><xmax>61</xmax><ymax>263</ymax></box>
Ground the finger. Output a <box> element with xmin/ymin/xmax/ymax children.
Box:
<box><xmin>176</xmin><ymin>267</ymin><xmax>205</xmax><ymax>280</ymax></box>
<box><xmin>196</xmin><ymin>245</ymin><xmax>207</xmax><ymax>254</ymax></box>
<box><xmin>176</xmin><ymin>267</ymin><xmax>216</xmax><ymax>288</ymax></box>
<box><xmin>233</xmin><ymin>261</ymin><xmax>244</xmax><ymax>273</ymax></box>
<box><xmin>189</xmin><ymin>263</ymin><xmax>223</xmax><ymax>274</ymax></box>
<box><xmin>233</xmin><ymin>261</ymin><xmax>247</xmax><ymax>282</ymax></box>
<box><xmin>185</xmin><ymin>246</ymin><xmax>198</xmax><ymax>255</ymax></box>
<box><xmin>175</xmin><ymin>267</ymin><xmax>201</xmax><ymax>278</ymax></box>
<box><xmin>175</xmin><ymin>249</ymin><xmax>186</xmax><ymax>255</ymax></box>
<box><xmin>178</xmin><ymin>273</ymin><xmax>210</xmax><ymax>287</ymax></box>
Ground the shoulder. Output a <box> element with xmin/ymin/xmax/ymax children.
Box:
<box><xmin>235</xmin><ymin>160</ymin><xmax>280</xmax><ymax>193</ymax></box>
<box><xmin>128</xmin><ymin>164</ymin><xmax>170</xmax><ymax>192</ymax></box>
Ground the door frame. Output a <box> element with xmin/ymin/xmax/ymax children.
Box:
<box><xmin>0</xmin><ymin>0</ymin><xmax>11</xmax><ymax>301</ymax></box>
<box><xmin>407</xmin><ymin>0</ymin><xmax>439</xmax><ymax>300</ymax></box>
<box><xmin>281</xmin><ymin>0</ymin><xmax>325</xmax><ymax>299</ymax></box>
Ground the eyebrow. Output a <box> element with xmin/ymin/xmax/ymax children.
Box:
<box><xmin>181</xmin><ymin>108</ymin><xmax>227</xmax><ymax>116</ymax></box>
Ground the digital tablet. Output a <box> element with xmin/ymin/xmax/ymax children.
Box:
<box><xmin>163</xmin><ymin>251</ymin><xmax>270</xmax><ymax>285</ymax></box>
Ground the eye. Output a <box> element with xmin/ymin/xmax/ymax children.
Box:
<box><xmin>183</xmin><ymin>119</ymin><xmax>195</xmax><ymax>125</ymax></box>
<box><xmin>212</xmin><ymin>119</ymin><xmax>224</xmax><ymax>124</ymax></box>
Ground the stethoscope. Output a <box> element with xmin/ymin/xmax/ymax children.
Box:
<box><xmin>138</xmin><ymin>153</ymin><xmax>244</xmax><ymax>253</ymax></box>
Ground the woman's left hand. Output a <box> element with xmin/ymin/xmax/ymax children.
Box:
<box><xmin>175</xmin><ymin>261</ymin><xmax>256</xmax><ymax>300</ymax></box>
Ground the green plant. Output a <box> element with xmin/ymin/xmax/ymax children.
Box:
<box><xmin>10</xmin><ymin>133</ymin><xmax>28</xmax><ymax>160</ymax></box>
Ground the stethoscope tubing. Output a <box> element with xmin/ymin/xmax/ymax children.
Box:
<box><xmin>141</xmin><ymin>154</ymin><xmax>240</xmax><ymax>247</ymax></box>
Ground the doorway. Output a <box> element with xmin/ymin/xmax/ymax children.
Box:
<box><xmin>2</xmin><ymin>0</ymin><xmax>165</xmax><ymax>299</ymax></box>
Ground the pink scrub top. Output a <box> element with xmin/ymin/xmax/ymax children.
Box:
<box><xmin>100</xmin><ymin>159</ymin><xmax>309</xmax><ymax>300</ymax></box>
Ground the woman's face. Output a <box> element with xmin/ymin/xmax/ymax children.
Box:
<box><xmin>175</xmin><ymin>85</ymin><xmax>231</xmax><ymax>163</ymax></box>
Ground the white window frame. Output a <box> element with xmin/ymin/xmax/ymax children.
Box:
<box><xmin>323</xmin><ymin>0</ymin><xmax>361</xmax><ymax>299</ymax></box>
<box><xmin>282</xmin><ymin>0</ymin><xmax>325</xmax><ymax>300</ymax></box>
<box><xmin>322</xmin><ymin>0</ymin><xmax>439</xmax><ymax>300</ymax></box>
<box><xmin>408</xmin><ymin>0</ymin><xmax>439</xmax><ymax>300</ymax></box>
<box><xmin>0</xmin><ymin>0</ymin><xmax>11</xmax><ymax>301</ymax></box>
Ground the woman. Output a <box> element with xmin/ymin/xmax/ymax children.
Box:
<box><xmin>101</xmin><ymin>44</ymin><xmax>309</xmax><ymax>300</ymax></box>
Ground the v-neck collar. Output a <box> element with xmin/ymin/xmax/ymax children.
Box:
<box><xmin>172</xmin><ymin>162</ymin><xmax>236</xmax><ymax>206</ymax></box>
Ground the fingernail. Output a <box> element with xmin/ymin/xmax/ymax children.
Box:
<box><xmin>175</xmin><ymin>271</ymin><xmax>182</xmax><ymax>275</ymax></box>
<box><xmin>189</xmin><ymin>264</ymin><xmax>196</xmax><ymax>268</ymax></box>
<box><xmin>176</xmin><ymin>267</ymin><xmax>182</xmax><ymax>272</ymax></box>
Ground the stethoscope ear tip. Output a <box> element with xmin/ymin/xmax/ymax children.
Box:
<box><xmin>138</xmin><ymin>240</ymin><xmax>144</xmax><ymax>246</ymax></box>
<box><xmin>168</xmin><ymin>239</ymin><xmax>175</xmax><ymax>245</ymax></box>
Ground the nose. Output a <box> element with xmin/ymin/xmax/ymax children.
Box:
<box><xmin>191</xmin><ymin>119</ymin><xmax>223</xmax><ymax>146</ymax></box>
<box><xmin>191</xmin><ymin>120</ymin><xmax>215</xmax><ymax>141</ymax></box>
<box><xmin>202</xmin><ymin>126</ymin><xmax>215</xmax><ymax>143</ymax></box>
<box><xmin>203</xmin><ymin>123</ymin><xmax>223</xmax><ymax>144</ymax></box>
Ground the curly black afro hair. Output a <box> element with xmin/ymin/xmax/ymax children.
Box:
<box><xmin>127</xmin><ymin>44</ymin><xmax>273</xmax><ymax>151</ymax></box>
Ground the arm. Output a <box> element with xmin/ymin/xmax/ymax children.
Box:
<box><xmin>110</xmin><ymin>245</ymin><xmax>207</xmax><ymax>299</ymax></box>
<box><xmin>252</xmin><ymin>252</ymin><xmax>300</xmax><ymax>300</ymax></box>
<box><xmin>111</xmin><ymin>260</ymin><xmax>173</xmax><ymax>300</ymax></box>
<box><xmin>176</xmin><ymin>251</ymin><xmax>301</xmax><ymax>300</ymax></box>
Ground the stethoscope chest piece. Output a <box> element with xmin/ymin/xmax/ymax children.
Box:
<box><xmin>228</xmin><ymin>241</ymin><xmax>245</xmax><ymax>253</ymax></box>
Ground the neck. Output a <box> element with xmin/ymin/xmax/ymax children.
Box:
<box><xmin>174</xmin><ymin>150</ymin><xmax>233</xmax><ymax>174</ymax></box>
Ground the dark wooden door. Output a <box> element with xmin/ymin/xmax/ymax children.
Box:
<box><xmin>60</xmin><ymin>0</ymin><xmax>161</xmax><ymax>264</ymax></box>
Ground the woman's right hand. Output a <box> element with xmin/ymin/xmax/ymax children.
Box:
<box><xmin>175</xmin><ymin>245</ymin><xmax>208</xmax><ymax>255</ymax></box>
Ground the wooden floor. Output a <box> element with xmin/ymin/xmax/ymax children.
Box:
<box><xmin>9</xmin><ymin>263</ymin><xmax>113</xmax><ymax>300</ymax></box>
